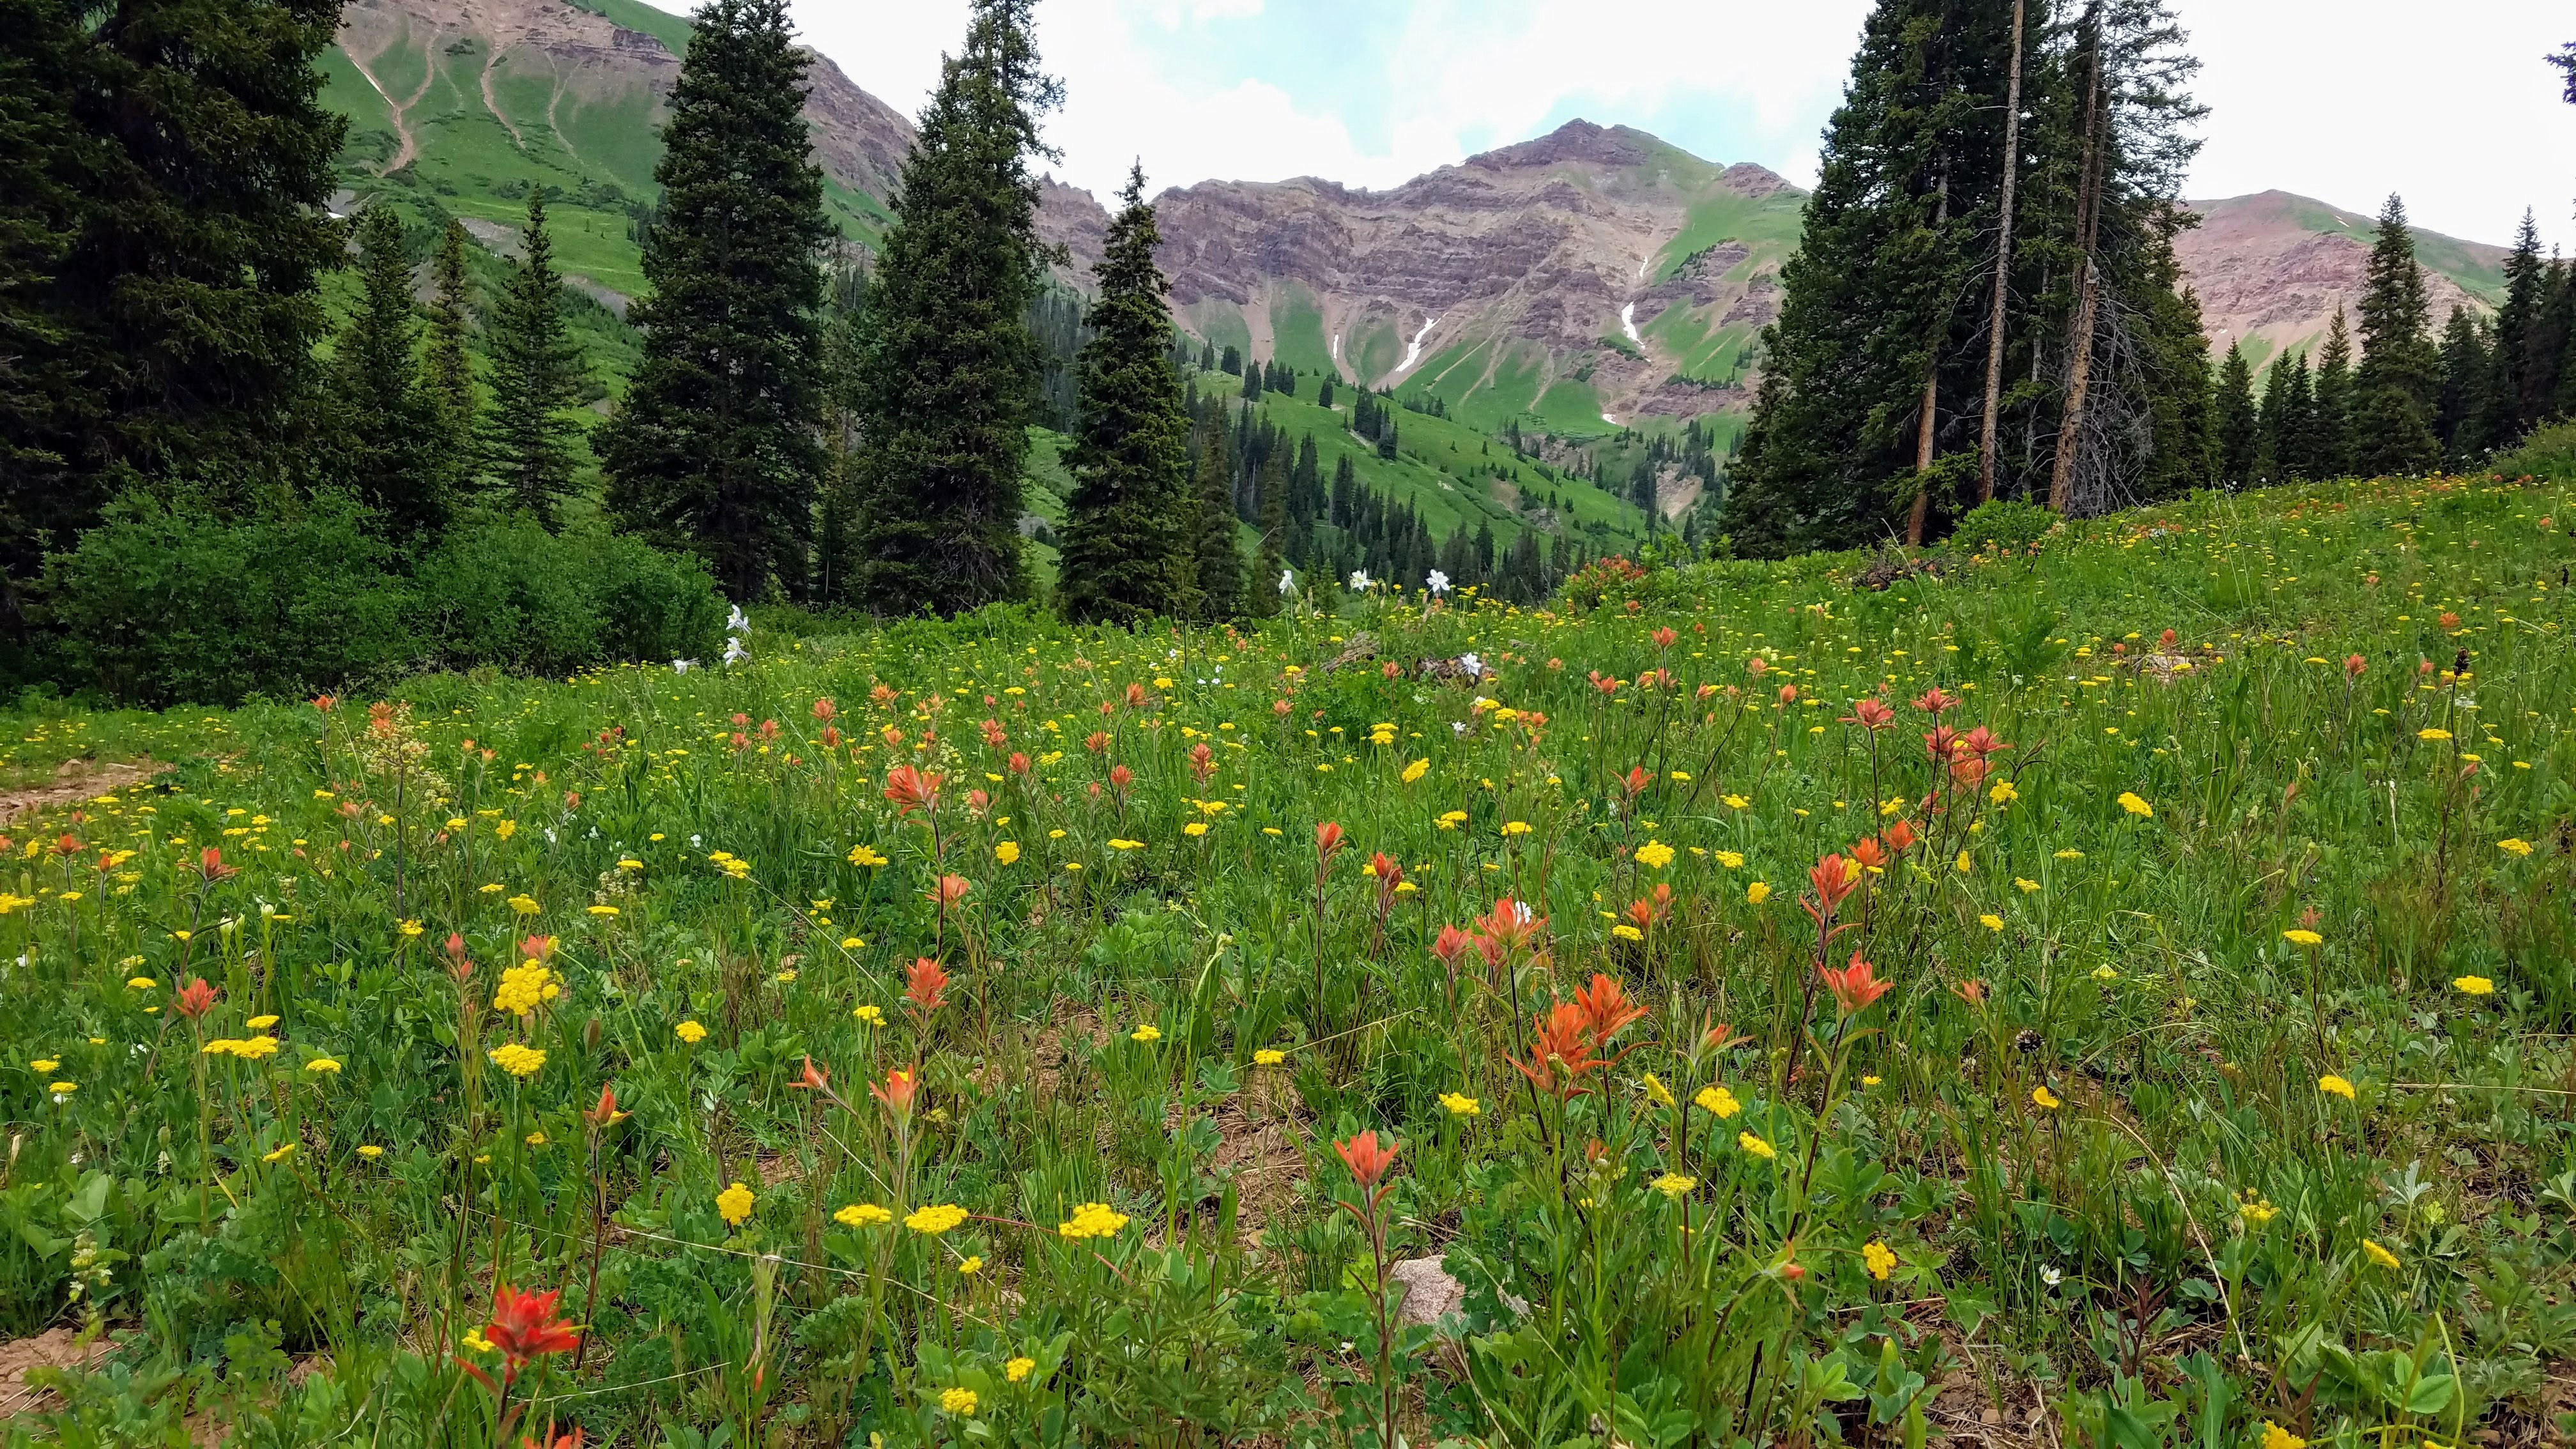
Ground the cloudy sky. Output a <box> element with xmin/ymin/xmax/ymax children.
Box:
<box><xmin>786</xmin><ymin>0</ymin><xmax>2576</xmax><ymax>251</ymax></box>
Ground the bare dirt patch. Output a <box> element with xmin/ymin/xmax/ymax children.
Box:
<box><xmin>0</xmin><ymin>1326</ymin><xmax>114</xmax><ymax>1420</ymax></box>
<box><xmin>0</xmin><ymin>757</ymin><xmax>171</xmax><ymax>828</ymax></box>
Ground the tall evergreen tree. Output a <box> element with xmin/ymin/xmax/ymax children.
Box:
<box><xmin>2432</xmin><ymin>307</ymin><xmax>2490</xmax><ymax>464</ymax></box>
<box><xmin>847</xmin><ymin>0</ymin><xmax>1059</xmax><ymax>615</ymax></box>
<box><xmin>479</xmin><ymin>192</ymin><xmax>588</xmax><ymax>527</ymax></box>
<box><xmin>2308</xmin><ymin>309</ymin><xmax>2355</xmax><ymax>479</ymax></box>
<box><xmin>2349</xmin><ymin>194</ymin><xmax>2440</xmax><ymax>476</ymax></box>
<box><xmin>2484</xmin><ymin>213</ymin><xmax>2547</xmax><ymax>443</ymax></box>
<box><xmin>602</xmin><ymin>0</ymin><xmax>829</xmax><ymax>601</ymax></box>
<box><xmin>2208</xmin><ymin>341</ymin><xmax>2257</xmax><ymax>486</ymax></box>
<box><xmin>1</xmin><ymin>0</ymin><xmax>346</xmax><ymax>604</ymax></box>
<box><xmin>1057</xmin><ymin>166</ymin><xmax>1197</xmax><ymax>624</ymax></box>
<box><xmin>334</xmin><ymin>206</ymin><xmax>446</xmax><ymax>541</ymax></box>
<box><xmin>2256</xmin><ymin>351</ymin><xmax>2311</xmax><ymax>482</ymax></box>
<box><xmin>1189</xmin><ymin>430</ymin><xmax>1246</xmax><ymax>620</ymax></box>
<box><xmin>420</xmin><ymin>220</ymin><xmax>479</xmax><ymax>494</ymax></box>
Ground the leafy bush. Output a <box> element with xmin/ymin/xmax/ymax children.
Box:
<box><xmin>1947</xmin><ymin>497</ymin><xmax>2060</xmax><ymax>556</ymax></box>
<box><xmin>43</xmin><ymin>500</ymin><xmax>725</xmax><ymax>705</ymax></box>
<box><xmin>2495</xmin><ymin>421</ymin><xmax>2576</xmax><ymax>481</ymax></box>
<box><xmin>411</xmin><ymin>517</ymin><xmax>725</xmax><ymax>676</ymax></box>
<box><xmin>40</xmin><ymin>492</ymin><xmax>420</xmax><ymax>707</ymax></box>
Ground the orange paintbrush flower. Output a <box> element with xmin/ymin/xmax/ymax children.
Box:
<box><xmin>1819</xmin><ymin>951</ymin><xmax>1892</xmax><ymax>1016</ymax></box>
<box><xmin>882</xmin><ymin>764</ymin><xmax>942</xmax><ymax>816</ymax></box>
<box><xmin>905</xmin><ymin>956</ymin><xmax>949</xmax><ymax>1013</ymax></box>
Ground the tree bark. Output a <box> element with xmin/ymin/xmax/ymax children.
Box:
<box><xmin>1906</xmin><ymin>167</ymin><xmax>1951</xmax><ymax>546</ymax></box>
<box><xmin>2047</xmin><ymin>7</ymin><xmax>2108</xmax><ymax>514</ymax></box>
<box><xmin>1977</xmin><ymin>0</ymin><xmax>2028</xmax><ymax>504</ymax></box>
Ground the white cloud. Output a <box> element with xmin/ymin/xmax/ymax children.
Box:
<box><xmin>788</xmin><ymin>0</ymin><xmax>2576</xmax><ymax>249</ymax></box>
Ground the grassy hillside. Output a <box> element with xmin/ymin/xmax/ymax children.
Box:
<box><xmin>6</xmin><ymin>469</ymin><xmax>2575</xmax><ymax>1446</ymax></box>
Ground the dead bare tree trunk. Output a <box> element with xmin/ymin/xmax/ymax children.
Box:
<box><xmin>2048</xmin><ymin>5</ymin><xmax>2107</xmax><ymax>514</ymax></box>
<box><xmin>1977</xmin><ymin>0</ymin><xmax>2028</xmax><ymax>504</ymax></box>
<box><xmin>1906</xmin><ymin>166</ymin><xmax>1952</xmax><ymax>547</ymax></box>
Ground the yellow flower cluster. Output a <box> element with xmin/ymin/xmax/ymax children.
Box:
<box><xmin>835</xmin><ymin>1202</ymin><xmax>894</xmax><ymax>1229</ymax></box>
<box><xmin>1634</xmin><ymin>840</ymin><xmax>1675</xmax><ymax>870</ymax></box>
<box><xmin>716</xmin><ymin>1181</ymin><xmax>755</xmax><ymax>1226</ymax></box>
<box><xmin>675</xmin><ymin>1020</ymin><xmax>709</xmax><ymax>1043</ymax></box>
<box><xmin>491</xmin><ymin>960</ymin><xmax>558</xmax><ymax>1016</ymax></box>
<box><xmin>487</xmin><ymin>1043</ymin><xmax>546</xmax><ymax>1079</ymax></box>
<box><xmin>1648</xmin><ymin>1173</ymin><xmax>1696</xmax><ymax>1199</ymax></box>
<box><xmin>1696</xmin><ymin>1085</ymin><xmax>1742</xmax><ymax>1119</ymax></box>
<box><xmin>1439</xmin><ymin>1091</ymin><xmax>1480</xmax><ymax>1116</ymax></box>
<box><xmin>848</xmin><ymin>845</ymin><xmax>888</xmax><ymax>868</ymax></box>
<box><xmin>907</xmin><ymin>1203</ymin><xmax>969</xmax><ymax>1236</ymax></box>
<box><xmin>203</xmin><ymin>1036</ymin><xmax>282</xmax><ymax>1060</ymax></box>
<box><xmin>1056</xmin><ymin>1202</ymin><xmax>1130</xmax><ymax>1240</ymax></box>
<box><xmin>1737</xmin><ymin>1131</ymin><xmax>1775</xmax><ymax>1160</ymax></box>
<box><xmin>1862</xmin><ymin>1240</ymin><xmax>1896</xmax><ymax>1281</ymax></box>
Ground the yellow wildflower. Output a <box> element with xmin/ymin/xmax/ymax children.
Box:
<box><xmin>1737</xmin><ymin>1131</ymin><xmax>1776</xmax><ymax>1160</ymax></box>
<box><xmin>486</xmin><ymin>1043</ymin><xmax>546</xmax><ymax>1079</ymax></box>
<box><xmin>2363</xmin><ymin>1238</ymin><xmax>2402</xmax><ymax>1269</ymax></box>
<box><xmin>1696</xmin><ymin>1085</ymin><xmax>1742</xmax><ymax>1119</ymax></box>
<box><xmin>2318</xmin><ymin>1075</ymin><xmax>2355</xmax><ymax>1100</ymax></box>
<box><xmin>1863</xmin><ymin>1240</ymin><xmax>1896</xmax><ymax>1282</ymax></box>
<box><xmin>1650</xmin><ymin>1173</ymin><xmax>1697</xmax><ymax>1199</ymax></box>
<box><xmin>2032</xmin><ymin>1085</ymin><xmax>2061</xmax><ymax>1110</ymax></box>
<box><xmin>907</xmin><ymin>1204</ymin><xmax>970</xmax><ymax>1236</ymax></box>
<box><xmin>994</xmin><ymin>841</ymin><xmax>1020</xmax><ymax>864</ymax></box>
<box><xmin>1634</xmin><ymin>840</ymin><xmax>1675</xmax><ymax>870</ymax></box>
<box><xmin>940</xmin><ymin>1386</ymin><xmax>978</xmax><ymax>1417</ymax></box>
<box><xmin>1006</xmin><ymin>1356</ymin><xmax>1036</xmax><ymax>1384</ymax></box>
<box><xmin>2453</xmin><ymin>976</ymin><xmax>2495</xmax><ymax>997</ymax></box>
<box><xmin>2282</xmin><ymin>928</ymin><xmax>2322</xmax><ymax>947</ymax></box>
<box><xmin>675</xmin><ymin>1020</ymin><xmax>709</xmax><ymax>1043</ymax></box>
<box><xmin>1440</xmin><ymin>1091</ymin><xmax>1480</xmax><ymax>1116</ymax></box>
<box><xmin>2117</xmin><ymin>792</ymin><xmax>2152</xmax><ymax>818</ymax></box>
<box><xmin>836</xmin><ymin>1203</ymin><xmax>894</xmax><ymax>1229</ymax></box>
<box><xmin>1056</xmin><ymin>1202</ymin><xmax>1130</xmax><ymax>1239</ymax></box>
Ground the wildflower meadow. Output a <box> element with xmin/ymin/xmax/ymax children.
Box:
<box><xmin>3</xmin><ymin>471</ymin><xmax>2573</xmax><ymax>1448</ymax></box>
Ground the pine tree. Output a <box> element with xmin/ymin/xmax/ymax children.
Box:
<box><xmin>335</xmin><ymin>205</ymin><xmax>446</xmax><ymax>541</ymax></box>
<box><xmin>1057</xmin><ymin>166</ymin><xmax>1197</xmax><ymax>624</ymax></box>
<box><xmin>2432</xmin><ymin>307</ymin><xmax>2490</xmax><ymax>464</ymax></box>
<box><xmin>2257</xmin><ymin>352</ymin><xmax>2312</xmax><ymax>481</ymax></box>
<box><xmin>847</xmin><ymin>0</ymin><xmax>1059</xmax><ymax>615</ymax></box>
<box><xmin>1317</xmin><ymin>376</ymin><xmax>1335</xmax><ymax>409</ymax></box>
<box><xmin>479</xmin><ymin>191</ymin><xmax>588</xmax><ymax>526</ymax></box>
<box><xmin>2208</xmin><ymin>341</ymin><xmax>2257</xmax><ymax>486</ymax></box>
<box><xmin>601</xmin><ymin>0</ymin><xmax>829</xmax><ymax>600</ymax></box>
<box><xmin>2349</xmin><ymin>194</ymin><xmax>2440</xmax><ymax>477</ymax></box>
<box><xmin>420</xmin><ymin>220</ymin><xmax>479</xmax><ymax>495</ymax></box>
<box><xmin>2484</xmin><ymin>213</ymin><xmax>2547</xmax><ymax>443</ymax></box>
<box><xmin>2536</xmin><ymin>262</ymin><xmax>2576</xmax><ymax>418</ymax></box>
<box><xmin>1189</xmin><ymin>431</ymin><xmax>1246</xmax><ymax>620</ymax></box>
<box><xmin>2309</xmin><ymin>308</ymin><xmax>2355</xmax><ymax>479</ymax></box>
<box><xmin>2</xmin><ymin>0</ymin><xmax>346</xmax><ymax>594</ymax></box>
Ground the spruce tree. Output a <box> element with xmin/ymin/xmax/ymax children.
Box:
<box><xmin>2309</xmin><ymin>309</ymin><xmax>2356</xmax><ymax>479</ymax></box>
<box><xmin>2432</xmin><ymin>307</ymin><xmax>2489</xmax><ymax>464</ymax></box>
<box><xmin>479</xmin><ymin>191</ymin><xmax>588</xmax><ymax>527</ymax></box>
<box><xmin>2253</xmin><ymin>352</ymin><xmax>2292</xmax><ymax>482</ymax></box>
<box><xmin>2349</xmin><ymin>194</ymin><xmax>2440</xmax><ymax>476</ymax></box>
<box><xmin>847</xmin><ymin>0</ymin><xmax>1059</xmax><ymax>615</ymax></box>
<box><xmin>2484</xmin><ymin>213</ymin><xmax>2547</xmax><ymax>442</ymax></box>
<box><xmin>335</xmin><ymin>205</ymin><xmax>446</xmax><ymax>541</ymax></box>
<box><xmin>3</xmin><ymin>0</ymin><xmax>345</xmax><ymax>594</ymax></box>
<box><xmin>2209</xmin><ymin>341</ymin><xmax>2257</xmax><ymax>486</ymax></box>
<box><xmin>601</xmin><ymin>0</ymin><xmax>829</xmax><ymax>601</ymax></box>
<box><xmin>1057</xmin><ymin>166</ymin><xmax>1197</xmax><ymax>624</ymax></box>
<box><xmin>1189</xmin><ymin>431</ymin><xmax>1246</xmax><ymax>620</ymax></box>
<box><xmin>421</xmin><ymin>220</ymin><xmax>479</xmax><ymax>495</ymax></box>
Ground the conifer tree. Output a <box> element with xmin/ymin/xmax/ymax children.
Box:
<box><xmin>1057</xmin><ymin>166</ymin><xmax>1197</xmax><ymax>624</ymax></box>
<box><xmin>2432</xmin><ymin>307</ymin><xmax>2490</xmax><ymax>464</ymax></box>
<box><xmin>3</xmin><ymin>0</ymin><xmax>345</xmax><ymax>591</ymax></box>
<box><xmin>2308</xmin><ymin>309</ymin><xmax>2355</xmax><ymax>479</ymax></box>
<box><xmin>2208</xmin><ymin>341</ymin><xmax>2257</xmax><ymax>486</ymax></box>
<box><xmin>2536</xmin><ymin>263</ymin><xmax>2576</xmax><ymax>418</ymax></box>
<box><xmin>2350</xmin><ymin>194</ymin><xmax>2440</xmax><ymax>476</ymax></box>
<box><xmin>1189</xmin><ymin>431</ymin><xmax>1246</xmax><ymax>620</ymax></box>
<box><xmin>479</xmin><ymin>192</ymin><xmax>588</xmax><ymax>527</ymax></box>
<box><xmin>2483</xmin><ymin>213</ymin><xmax>2547</xmax><ymax>443</ymax></box>
<box><xmin>420</xmin><ymin>220</ymin><xmax>479</xmax><ymax>494</ymax></box>
<box><xmin>335</xmin><ymin>205</ymin><xmax>446</xmax><ymax>541</ymax></box>
<box><xmin>847</xmin><ymin>0</ymin><xmax>1059</xmax><ymax>614</ymax></box>
<box><xmin>601</xmin><ymin>0</ymin><xmax>829</xmax><ymax>601</ymax></box>
<box><xmin>2257</xmin><ymin>352</ymin><xmax>2311</xmax><ymax>482</ymax></box>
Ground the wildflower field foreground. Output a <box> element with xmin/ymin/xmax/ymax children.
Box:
<box><xmin>4</xmin><ymin>475</ymin><xmax>2575</xmax><ymax>1449</ymax></box>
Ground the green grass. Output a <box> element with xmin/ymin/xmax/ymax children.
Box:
<box><xmin>6</xmin><ymin>470</ymin><xmax>2576</xmax><ymax>1446</ymax></box>
<box><xmin>1267</xmin><ymin>286</ymin><xmax>1337</xmax><ymax>378</ymax></box>
<box><xmin>1649</xmin><ymin>185</ymin><xmax>1804</xmax><ymax>285</ymax></box>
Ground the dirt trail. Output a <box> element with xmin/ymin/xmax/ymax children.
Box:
<box><xmin>342</xmin><ymin>34</ymin><xmax>438</xmax><ymax>175</ymax></box>
<box><xmin>480</xmin><ymin>45</ymin><xmax>526</xmax><ymax>148</ymax></box>
<box><xmin>0</xmin><ymin>758</ymin><xmax>171</xmax><ymax>827</ymax></box>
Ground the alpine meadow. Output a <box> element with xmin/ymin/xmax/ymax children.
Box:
<box><xmin>4</xmin><ymin>2</ymin><xmax>2576</xmax><ymax>1448</ymax></box>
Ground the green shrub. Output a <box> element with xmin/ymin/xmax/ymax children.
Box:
<box><xmin>1947</xmin><ymin>497</ymin><xmax>2060</xmax><ymax>556</ymax></box>
<box><xmin>410</xmin><ymin>517</ymin><xmax>726</xmax><ymax>677</ymax></box>
<box><xmin>41</xmin><ymin>492</ymin><xmax>420</xmax><ymax>707</ymax></box>
<box><xmin>43</xmin><ymin>500</ymin><xmax>725</xmax><ymax>705</ymax></box>
<box><xmin>2495</xmin><ymin>421</ymin><xmax>2576</xmax><ymax>481</ymax></box>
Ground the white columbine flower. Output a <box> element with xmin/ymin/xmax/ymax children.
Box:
<box><xmin>672</xmin><ymin>658</ymin><xmax>695</xmax><ymax>674</ymax></box>
<box><xmin>723</xmin><ymin>636</ymin><xmax>749</xmax><ymax>666</ymax></box>
<box><xmin>1459</xmin><ymin>652</ymin><xmax>1482</xmax><ymax>676</ymax></box>
<box><xmin>1426</xmin><ymin>570</ymin><xmax>1451</xmax><ymax>595</ymax></box>
<box><xmin>1348</xmin><ymin>570</ymin><xmax>1372</xmax><ymax>591</ymax></box>
<box><xmin>1278</xmin><ymin>569</ymin><xmax>1296</xmax><ymax>597</ymax></box>
<box><xmin>725</xmin><ymin>604</ymin><xmax>750</xmax><ymax>635</ymax></box>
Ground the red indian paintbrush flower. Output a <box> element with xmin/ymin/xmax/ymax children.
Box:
<box><xmin>1510</xmin><ymin>1002</ymin><xmax>1606</xmax><ymax>1099</ymax></box>
<box><xmin>1805</xmin><ymin>854</ymin><xmax>1861</xmax><ymax>919</ymax></box>
<box><xmin>480</xmin><ymin>1284</ymin><xmax>580</xmax><ymax>1382</ymax></box>
<box><xmin>1188</xmin><ymin>742</ymin><xmax>1216</xmax><ymax>783</ymax></box>
<box><xmin>1618</xmin><ymin>765</ymin><xmax>1652</xmax><ymax>799</ymax></box>
<box><xmin>871</xmin><ymin>1067</ymin><xmax>919</xmax><ymax>1120</ymax></box>
<box><xmin>811</xmin><ymin>697</ymin><xmax>836</xmax><ymax>721</ymax></box>
<box><xmin>905</xmin><ymin>957</ymin><xmax>949</xmax><ymax>1013</ymax></box>
<box><xmin>1430</xmin><ymin>924</ymin><xmax>1475</xmax><ymax>967</ymax></box>
<box><xmin>1572</xmin><ymin>973</ymin><xmax>1648</xmax><ymax>1050</ymax></box>
<box><xmin>790</xmin><ymin>1056</ymin><xmax>829</xmax><ymax>1092</ymax></box>
<box><xmin>1652</xmin><ymin>625</ymin><xmax>1678</xmax><ymax>650</ymax></box>
<box><xmin>583</xmin><ymin>1085</ymin><xmax>620</xmax><ymax>1128</ymax></box>
<box><xmin>1912</xmin><ymin>686</ymin><xmax>1958</xmax><ymax>716</ymax></box>
<box><xmin>927</xmin><ymin>875</ymin><xmax>970</xmax><ymax>910</ymax></box>
<box><xmin>1475</xmin><ymin>898</ymin><xmax>1544</xmax><ymax>951</ymax></box>
<box><xmin>174</xmin><ymin>977</ymin><xmax>218</xmax><ymax>1020</ymax></box>
<box><xmin>1843</xmin><ymin>697</ymin><xmax>1896</xmax><ymax>730</ymax></box>
<box><xmin>1819</xmin><ymin>951</ymin><xmax>1892</xmax><ymax>1015</ymax></box>
<box><xmin>1882</xmin><ymin>818</ymin><xmax>1918</xmax><ymax>852</ymax></box>
<box><xmin>1314</xmin><ymin>821</ymin><xmax>1346</xmax><ymax>857</ymax></box>
<box><xmin>197</xmin><ymin>847</ymin><xmax>237</xmax><ymax>882</ymax></box>
<box><xmin>882</xmin><ymin>765</ymin><xmax>942</xmax><ymax>816</ymax></box>
<box><xmin>1333</xmin><ymin>1130</ymin><xmax>1401</xmax><ymax>1192</ymax></box>
<box><xmin>1850</xmin><ymin>836</ymin><xmax>1890</xmax><ymax>873</ymax></box>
